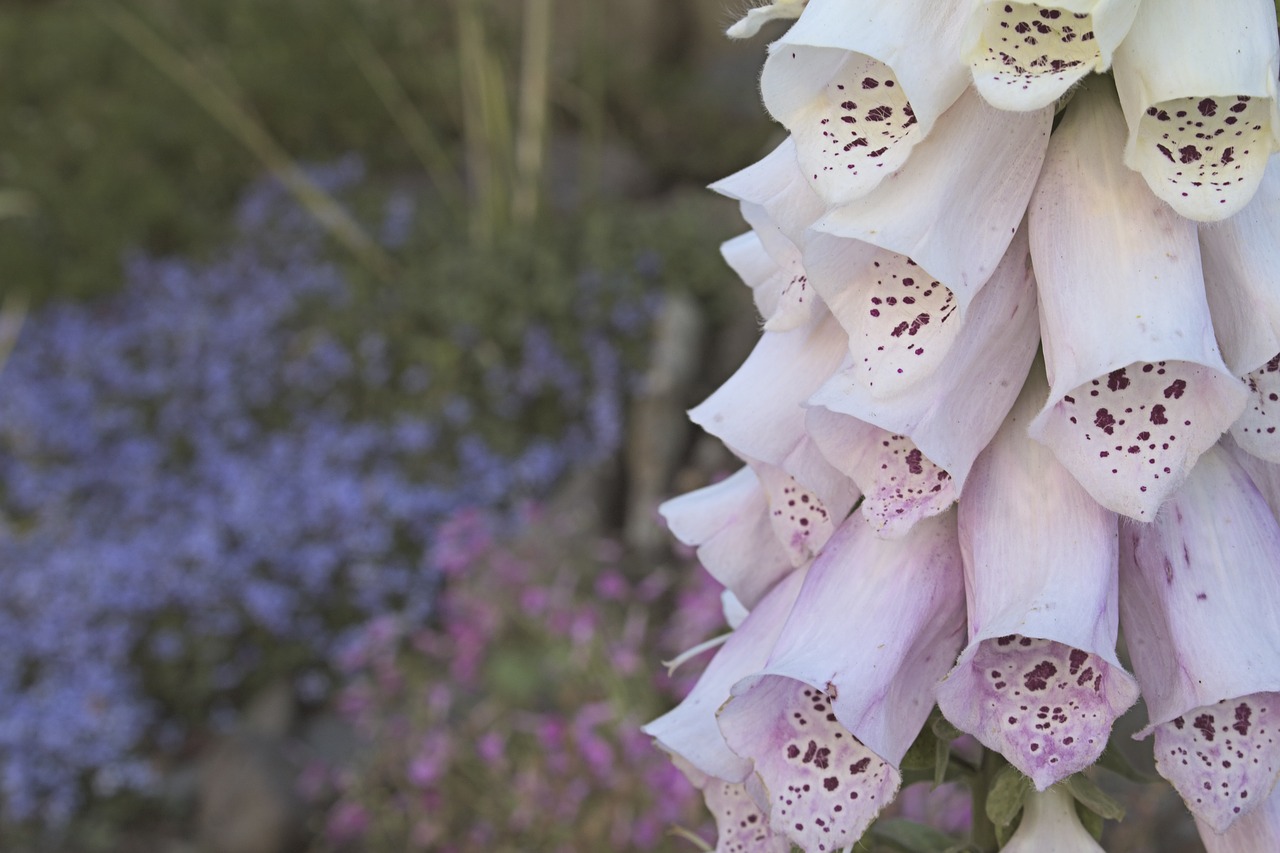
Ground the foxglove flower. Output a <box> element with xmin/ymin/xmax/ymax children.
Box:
<box><xmin>717</xmin><ymin>511</ymin><xmax>966</xmax><ymax>851</ymax></box>
<box><xmin>963</xmin><ymin>0</ymin><xmax>1142</xmax><ymax>111</ymax></box>
<box><xmin>1197</xmin><ymin>785</ymin><xmax>1280</xmax><ymax>853</ymax></box>
<box><xmin>1028</xmin><ymin>79</ymin><xmax>1247</xmax><ymax>520</ymax></box>
<box><xmin>713</xmin><ymin>140</ymin><xmax>827</xmax><ymax>332</ymax></box>
<box><xmin>688</xmin><ymin>310</ymin><xmax>859</xmax><ymax>513</ymax></box>
<box><xmin>937</xmin><ymin>365</ymin><xmax>1140</xmax><ymax>790</ymax></box>
<box><xmin>1112</xmin><ymin>0</ymin><xmax>1280</xmax><ymax>220</ymax></box>
<box><xmin>804</xmin><ymin>227</ymin><xmax>1039</xmax><ymax>536</ymax></box>
<box><xmin>760</xmin><ymin>0</ymin><xmax>970</xmax><ymax>204</ymax></box>
<box><xmin>1000</xmin><ymin>786</ymin><xmax>1107</xmax><ymax>853</ymax></box>
<box><xmin>673</xmin><ymin>760</ymin><xmax>791</xmax><ymax>853</ymax></box>
<box><xmin>1200</xmin><ymin>160</ymin><xmax>1280</xmax><ymax>460</ymax></box>
<box><xmin>644</xmin><ymin>568</ymin><xmax>809</xmax><ymax>787</ymax></box>
<box><xmin>1119</xmin><ymin>445</ymin><xmax>1280</xmax><ymax>831</ymax></box>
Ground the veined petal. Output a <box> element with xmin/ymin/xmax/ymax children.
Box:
<box><xmin>805</xmin><ymin>228</ymin><xmax>1039</xmax><ymax>536</ymax></box>
<box><xmin>811</xmin><ymin>85</ymin><xmax>1052</xmax><ymax>305</ymax></box>
<box><xmin>1119</xmin><ymin>445</ymin><xmax>1280</xmax><ymax>831</ymax></box>
<box><xmin>937</xmin><ymin>365</ymin><xmax>1139</xmax><ymax>790</ymax></box>
<box><xmin>1223</xmin><ymin>433</ymin><xmax>1280</xmax><ymax>520</ymax></box>
<box><xmin>1028</xmin><ymin>79</ymin><xmax>1246</xmax><ymax>520</ymax></box>
<box><xmin>688</xmin><ymin>311</ymin><xmax>860</xmax><ymax>512</ymax></box>
<box><xmin>760</xmin><ymin>0</ymin><xmax>970</xmax><ymax>204</ymax></box>
<box><xmin>1202</xmin><ymin>158</ymin><xmax>1280</xmax><ymax>376</ymax></box>
<box><xmin>1113</xmin><ymin>0</ymin><xmax>1280</xmax><ymax>220</ymax></box>
<box><xmin>718</xmin><ymin>511</ymin><xmax>966</xmax><ymax>851</ymax></box>
<box><xmin>671</xmin><ymin>757</ymin><xmax>792</xmax><ymax>853</ymax></box>
<box><xmin>644</xmin><ymin>568</ymin><xmax>809</xmax><ymax>784</ymax></box>
<box><xmin>659</xmin><ymin>467</ymin><xmax>796</xmax><ymax>608</ymax></box>
<box><xmin>964</xmin><ymin>0</ymin><xmax>1142</xmax><ymax>111</ymax></box>
<box><xmin>1197</xmin><ymin>784</ymin><xmax>1280</xmax><ymax>853</ymax></box>
<box><xmin>1000</xmin><ymin>786</ymin><xmax>1107</xmax><ymax>853</ymax></box>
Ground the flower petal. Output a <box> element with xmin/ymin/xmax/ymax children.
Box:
<box><xmin>1196</xmin><ymin>783</ymin><xmax>1280</xmax><ymax>853</ymax></box>
<box><xmin>1000</xmin><ymin>785</ymin><xmax>1107</xmax><ymax>853</ymax></box>
<box><xmin>810</xmin><ymin>85</ymin><xmax>1052</xmax><ymax>304</ymax></box>
<box><xmin>964</xmin><ymin>0</ymin><xmax>1141</xmax><ymax>111</ymax></box>
<box><xmin>1233</xmin><ymin>355</ymin><xmax>1280</xmax><ymax>463</ymax></box>
<box><xmin>718</xmin><ymin>510</ymin><xmax>966</xmax><ymax>849</ymax></box>
<box><xmin>644</xmin><ymin>568</ymin><xmax>809</xmax><ymax>783</ymax></box>
<box><xmin>805</xmin><ymin>227</ymin><xmax>1039</xmax><ymax>535</ymax></box>
<box><xmin>1119</xmin><ymin>445</ymin><xmax>1280</xmax><ymax>830</ymax></box>
<box><xmin>721</xmin><ymin>231</ymin><xmax>791</xmax><ymax>327</ymax></box>
<box><xmin>659</xmin><ymin>467</ymin><xmax>796</xmax><ymax>608</ymax></box>
<box><xmin>703</xmin><ymin>775</ymin><xmax>792</xmax><ymax>853</ymax></box>
<box><xmin>1201</xmin><ymin>158</ymin><xmax>1280</xmax><ymax>376</ymax></box>
<box><xmin>1028</xmin><ymin>80</ymin><xmax>1246</xmax><ymax>520</ymax></box>
<box><xmin>1113</xmin><ymin>0</ymin><xmax>1280</xmax><ymax>220</ymax></box>
<box><xmin>937</xmin><ymin>365</ymin><xmax>1139</xmax><ymax>790</ymax></box>
<box><xmin>760</xmin><ymin>0</ymin><xmax>970</xmax><ymax>204</ymax></box>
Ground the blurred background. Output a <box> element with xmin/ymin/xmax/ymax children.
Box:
<box><xmin>0</xmin><ymin>1</ymin><xmax>1209</xmax><ymax>851</ymax></box>
<box><xmin>0</xmin><ymin>0</ymin><xmax>781</xmax><ymax>850</ymax></box>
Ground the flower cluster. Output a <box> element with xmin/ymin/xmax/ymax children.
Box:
<box><xmin>646</xmin><ymin>1</ymin><xmax>1280</xmax><ymax>850</ymax></box>
<box><xmin>0</xmin><ymin>158</ymin><xmax>651</xmax><ymax>824</ymax></box>
<box><xmin>304</xmin><ymin>503</ymin><xmax>716</xmax><ymax>852</ymax></box>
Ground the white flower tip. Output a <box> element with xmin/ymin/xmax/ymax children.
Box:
<box><xmin>726</xmin><ymin>1</ymin><xmax>805</xmax><ymax>39</ymax></box>
<box><xmin>966</xmin><ymin>2</ymin><xmax>1103</xmax><ymax>112</ymax></box>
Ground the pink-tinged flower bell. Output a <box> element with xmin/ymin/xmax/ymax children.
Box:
<box><xmin>644</xmin><ymin>568</ymin><xmax>809</xmax><ymax>786</ymax></box>
<box><xmin>660</xmin><ymin>467</ymin><xmax>805</xmax><ymax>608</ymax></box>
<box><xmin>1119</xmin><ymin>445</ymin><xmax>1280</xmax><ymax>832</ymax></box>
<box><xmin>803</xmin><ymin>227</ymin><xmax>1039</xmax><ymax>537</ymax></box>
<box><xmin>688</xmin><ymin>310</ymin><xmax>860</xmax><ymax>514</ymax></box>
<box><xmin>717</xmin><ymin>511</ymin><xmax>966</xmax><ymax>852</ymax></box>
<box><xmin>1028</xmin><ymin>79</ymin><xmax>1247</xmax><ymax>521</ymax></box>
<box><xmin>1112</xmin><ymin>0</ymin><xmax>1280</xmax><ymax>220</ymax></box>
<box><xmin>712</xmin><ymin>139</ymin><xmax>828</xmax><ymax>332</ymax></box>
<box><xmin>721</xmin><ymin>231</ymin><xmax>815</xmax><ymax>334</ymax></box>
<box><xmin>680</xmin><ymin>764</ymin><xmax>793</xmax><ymax>853</ymax></box>
<box><xmin>963</xmin><ymin>0</ymin><xmax>1142</xmax><ymax>112</ymax></box>
<box><xmin>1197</xmin><ymin>785</ymin><xmax>1280</xmax><ymax>853</ymax></box>
<box><xmin>936</xmin><ymin>365</ymin><xmax>1140</xmax><ymax>791</ymax></box>
<box><xmin>809</xmin><ymin>84</ymin><xmax>1052</xmax><ymax>310</ymax></box>
<box><xmin>759</xmin><ymin>0</ymin><xmax>971</xmax><ymax>205</ymax></box>
<box><xmin>1200</xmin><ymin>160</ymin><xmax>1280</xmax><ymax>461</ymax></box>
<box><xmin>1000</xmin><ymin>786</ymin><xmax>1107</xmax><ymax>853</ymax></box>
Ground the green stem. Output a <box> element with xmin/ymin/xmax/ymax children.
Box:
<box><xmin>971</xmin><ymin>748</ymin><xmax>1001</xmax><ymax>852</ymax></box>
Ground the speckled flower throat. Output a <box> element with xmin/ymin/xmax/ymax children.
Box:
<box><xmin>643</xmin><ymin>0</ymin><xmax>1280</xmax><ymax>851</ymax></box>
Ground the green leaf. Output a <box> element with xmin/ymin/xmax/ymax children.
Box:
<box><xmin>1076</xmin><ymin>800</ymin><xmax>1105</xmax><ymax>841</ymax></box>
<box><xmin>994</xmin><ymin>818</ymin><xmax>1016</xmax><ymax>849</ymax></box>
<box><xmin>1064</xmin><ymin>774</ymin><xmax>1126</xmax><ymax>821</ymax></box>
<box><xmin>934</xmin><ymin>733</ymin><xmax>952</xmax><ymax>787</ymax></box>
<box><xmin>932</xmin><ymin>714</ymin><xmax>963</xmax><ymax>742</ymax></box>
<box><xmin>985</xmin><ymin>764</ymin><xmax>1033</xmax><ymax>828</ymax></box>
<box><xmin>868</xmin><ymin>819</ymin><xmax>958</xmax><ymax>853</ymax></box>
<box><xmin>901</xmin><ymin>722</ymin><xmax>939</xmax><ymax>772</ymax></box>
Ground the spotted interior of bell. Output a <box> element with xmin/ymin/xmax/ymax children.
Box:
<box><xmin>803</xmin><ymin>55</ymin><xmax>919</xmax><ymax>194</ymax></box>
<box><xmin>704</xmin><ymin>777</ymin><xmax>790</xmax><ymax>853</ymax></box>
<box><xmin>859</xmin><ymin>433</ymin><xmax>956</xmax><ymax>538</ymax></box>
<box><xmin>1136</xmin><ymin>95</ymin><xmax>1272</xmax><ymax>214</ymax></box>
<box><xmin>736</xmin><ymin>681</ymin><xmax>899</xmax><ymax>853</ymax></box>
<box><xmin>1153</xmin><ymin>692</ymin><xmax>1280</xmax><ymax>833</ymax></box>
<box><xmin>848</xmin><ymin>253</ymin><xmax>959</xmax><ymax>398</ymax></box>
<box><xmin>972</xmin><ymin>3</ymin><xmax>1097</xmax><ymax>94</ymax></box>
<box><xmin>761</xmin><ymin>472</ymin><xmax>834</xmax><ymax>567</ymax></box>
<box><xmin>1051</xmin><ymin>361</ymin><xmax>1203</xmax><ymax>517</ymax></box>
<box><xmin>1233</xmin><ymin>354</ymin><xmax>1280</xmax><ymax>461</ymax></box>
<box><xmin>967</xmin><ymin>636</ymin><xmax>1119</xmax><ymax>787</ymax></box>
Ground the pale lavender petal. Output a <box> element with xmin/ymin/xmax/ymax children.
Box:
<box><xmin>759</xmin><ymin>0</ymin><xmax>970</xmax><ymax>203</ymax></box>
<box><xmin>644</xmin><ymin>569</ymin><xmax>809</xmax><ymax>783</ymax></box>
<box><xmin>965</xmin><ymin>0</ymin><xmax>1141</xmax><ymax>111</ymax></box>
<box><xmin>812</xmin><ymin>85</ymin><xmax>1052</xmax><ymax>304</ymax></box>
<box><xmin>1198</xmin><ymin>782</ymin><xmax>1280</xmax><ymax>853</ymax></box>
<box><xmin>1120</xmin><ymin>445</ymin><xmax>1280</xmax><ymax>830</ymax></box>
<box><xmin>1201</xmin><ymin>159</ymin><xmax>1280</xmax><ymax>376</ymax></box>
<box><xmin>1113</xmin><ymin>0</ymin><xmax>1280</xmax><ymax>220</ymax></box>
<box><xmin>1029</xmin><ymin>80</ymin><xmax>1246</xmax><ymax>520</ymax></box>
<box><xmin>1234</xmin><ymin>355</ymin><xmax>1280</xmax><ymax>463</ymax></box>
<box><xmin>704</xmin><ymin>776</ymin><xmax>791</xmax><ymax>853</ymax></box>
<box><xmin>938</xmin><ymin>366</ymin><xmax>1139</xmax><ymax>790</ymax></box>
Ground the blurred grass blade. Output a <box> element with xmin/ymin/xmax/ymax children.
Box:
<box><xmin>99</xmin><ymin>1</ymin><xmax>396</xmax><ymax>281</ymax></box>
<box><xmin>512</xmin><ymin>0</ymin><xmax>553</xmax><ymax>227</ymax></box>
<box><xmin>346</xmin><ymin>34</ymin><xmax>466</xmax><ymax>219</ymax></box>
<box><xmin>0</xmin><ymin>293</ymin><xmax>28</xmax><ymax>374</ymax></box>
